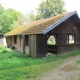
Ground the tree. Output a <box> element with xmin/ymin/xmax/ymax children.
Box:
<box><xmin>28</xmin><ymin>11</ymin><xmax>36</xmax><ymax>21</ymax></box>
<box><xmin>36</xmin><ymin>0</ymin><xmax>66</xmax><ymax>19</ymax></box>
<box><xmin>0</xmin><ymin>13</ymin><xmax>14</xmax><ymax>33</ymax></box>
<box><xmin>0</xmin><ymin>4</ymin><xmax>4</xmax><ymax>14</ymax></box>
<box><xmin>5</xmin><ymin>8</ymin><xmax>20</xmax><ymax>21</ymax></box>
<box><xmin>0</xmin><ymin>4</ymin><xmax>4</xmax><ymax>33</ymax></box>
<box><xmin>12</xmin><ymin>13</ymin><xmax>24</xmax><ymax>28</ymax></box>
<box><xmin>0</xmin><ymin>6</ymin><xmax>24</xmax><ymax>33</ymax></box>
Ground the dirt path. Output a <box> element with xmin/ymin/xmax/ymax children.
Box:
<box><xmin>36</xmin><ymin>55</ymin><xmax>80</xmax><ymax>80</ymax></box>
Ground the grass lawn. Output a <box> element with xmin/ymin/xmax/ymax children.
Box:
<box><xmin>74</xmin><ymin>58</ymin><xmax>80</xmax><ymax>80</ymax></box>
<box><xmin>0</xmin><ymin>46</ymin><xmax>80</xmax><ymax>80</ymax></box>
<box><xmin>47</xmin><ymin>40</ymin><xmax>56</xmax><ymax>45</ymax></box>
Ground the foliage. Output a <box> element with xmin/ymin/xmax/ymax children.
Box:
<box><xmin>0</xmin><ymin>5</ymin><xmax>24</xmax><ymax>33</ymax></box>
<box><xmin>0</xmin><ymin>12</ymin><xmax>14</xmax><ymax>33</ymax></box>
<box><xmin>0</xmin><ymin>46</ymin><xmax>80</xmax><ymax>79</ymax></box>
<box><xmin>47</xmin><ymin>40</ymin><xmax>56</xmax><ymax>45</ymax></box>
<box><xmin>28</xmin><ymin>11</ymin><xmax>36</xmax><ymax>21</ymax></box>
<box><xmin>36</xmin><ymin>0</ymin><xmax>66</xmax><ymax>20</ymax></box>
<box><xmin>27</xmin><ymin>0</ymin><xmax>66</xmax><ymax>21</ymax></box>
<box><xmin>47</xmin><ymin>36</ymin><xmax>56</xmax><ymax>45</ymax></box>
<box><xmin>5</xmin><ymin>8</ymin><xmax>20</xmax><ymax>21</ymax></box>
<box><xmin>11</xmin><ymin>13</ymin><xmax>24</xmax><ymax>28</ymax></box>
<box><xmin>0</xmin><ymin>45</ymin><xmax>12</xmax><ymax>53</ymax></box>
<box><xmin>0</xmin><ymin>4</ymin><xmax>4</xmax><ymax>14</ymax></box>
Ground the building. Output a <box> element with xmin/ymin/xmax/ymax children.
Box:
<box><xmin>0</xmin><ymin>34</ymin><xmax>7</xmax><ymax>46</ymax></box>
<box><xmin>5</xmin><ymin>11</ymin><xmax>80</xmax><ymax>57</ymax></box>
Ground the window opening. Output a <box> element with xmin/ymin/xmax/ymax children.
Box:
<box><xmin>67</xmin><ymin>35</ymin><xmax>74</xmax><ymax>44</ymax></box>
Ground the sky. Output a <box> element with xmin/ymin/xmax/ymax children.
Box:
<box><xmin>0</xmin><ymin>0</ymin><xmax>80</xmax><ymax>16</ymax></box>
<box><xmin>64</xmin><ymin>0</ymin><xmax>80</xmax><ymax>16</ymax></box>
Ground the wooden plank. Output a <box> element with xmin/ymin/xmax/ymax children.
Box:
<box><xmin>36</xmin><ymin>34</ymin><xmax>47</xmax><ymax>57</ymax></box>
<box><xmin>22</xmin><ymin>35</ymin><xmax>25</xmax><ymax>53</ymax></box>
<box><xmin>57</xmin><ymin>33</ymin><xmax>61</xmax><ymax>54</ymax></box>
<box><xmin>29</xmin><ymin>35</ymin><xmax>36</xmax><ymax>57</ymax></box>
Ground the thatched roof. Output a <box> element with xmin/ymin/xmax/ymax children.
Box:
<box><xmin>6</xmin><ymin>11</ymin><xmax>77</xmax><ymax>36</ymax></box>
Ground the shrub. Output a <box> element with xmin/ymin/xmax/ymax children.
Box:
<box><xmin>0</xmin><ymin>45</ymin><xmax>12</xmax><ymax>53</ymax></box>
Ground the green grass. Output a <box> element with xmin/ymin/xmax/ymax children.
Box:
<box><xmin>69</xmin><ymin>40</ymin><xmax>74</xmax><ymax>44</ymax></box>
<box><xmin>0</xmin><ymin>46</ymin><xmax>80</xmax><ymax>80</ymax></box>
<box><xmin>76</xmin><ymin>60</ymin><xmax>80</xmax><ymax>64</ymax></box>
<box><xmin>47</xmin><ymin>40</ymin><xmax>56</xmax><ymax>45</ymax></box>
<box><xmin>77</xmin><ymin>74</ymin><xmax>80</xmax><ymax>80</ymax></box>
<box><xmin>74</xmin><ymin>59</ymin><xmax>80</xmax><ymax>67</ymax></box>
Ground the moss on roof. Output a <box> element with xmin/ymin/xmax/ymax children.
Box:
<box><xmin>5</xmin><ymin>12</ymin><xmax>70</xmax><ymax>36</ymax></box>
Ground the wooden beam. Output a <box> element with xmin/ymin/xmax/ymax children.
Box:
<box><xmin>57</xmin><ymin>33</ymin><xmax>61</xmax><ymax>54</ymax></box>
<box><xmin>29</xmin><ymin>35</ymin><xmax>37</xmax><ymax>57</ymax></box>
<box><xmin>22</xmin><ymin>35</ymin><xmax>25</xmax><ymax>53</ymax></box>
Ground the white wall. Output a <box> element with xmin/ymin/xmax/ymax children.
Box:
<box><xmin>0</xmin><ymin>37</ymin><xmax>7</xmax><ymax>46</ymax></box>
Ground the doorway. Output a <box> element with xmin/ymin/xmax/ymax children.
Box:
<box><xmin>47</xmin><ymin>34</ymin><xmax>58</xmax><ymax>54</ymax></box>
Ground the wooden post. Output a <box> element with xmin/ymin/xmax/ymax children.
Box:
<box><xmin>67</xmin><ymin>34</ymin><xmax>69</xmax><ymax>44</ymax></box>
<box><xmin>29</xmin><ymin>35</ymin><xmax>37</xmax><ymax>57</ymax></box>
<box><xmin>22</xmin><ymin>35</ymin><xmax>25</xmax><ymax>54</ymax></box>
<box><xmin>36</xmin><ymin>35</ymin><xmax>47</xmax><ymax>57</ymax></box>
<box><xmin>57</xmin><ymin>33</ymin><xmax>61</xmax><ymax>54</ymax></box>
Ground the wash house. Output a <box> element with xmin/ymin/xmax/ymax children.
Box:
<box><xmin>6</xmin><ymin>11</ymin><xmax>80</xmax><ymax>57</ymax></box>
